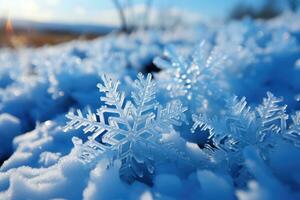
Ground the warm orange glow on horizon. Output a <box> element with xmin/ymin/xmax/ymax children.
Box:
<box><xmin>5</xmin><ymin>16</ymin><xmax>14</xmax><ymax>34</ymax></box>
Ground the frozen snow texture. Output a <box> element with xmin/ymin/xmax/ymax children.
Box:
<box><xmin>1</xmin><ymin>12</ymin><xmax>300</xmax><ymax>200</ymax></box>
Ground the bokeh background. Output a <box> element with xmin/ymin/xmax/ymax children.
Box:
<box><xmin>1</xmin><ymin>0</ymin><xmax>298</xmax><ymax>48</ymax></box>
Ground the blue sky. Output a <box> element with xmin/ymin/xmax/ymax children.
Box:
<box><xmin>0</xmin><ymin>0</ymin><xmax>266</xmax><ymax>25</ymax></box>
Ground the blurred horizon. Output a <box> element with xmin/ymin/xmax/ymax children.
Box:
<box><xmin>0</xmin><ymin>0</ymin><xmax>268</xmax><ymax>26</ymax></box>
<box><xmin>0</xmin><ymin>0</ymin><xmax>297</xmax><ymax>48</ymax></box>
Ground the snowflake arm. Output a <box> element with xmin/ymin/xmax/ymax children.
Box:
<box><xmin>72</xmin><ymin>137</ymin><xmax>109</xmax><ymax>163</ymax></box>
<box><xmin>256</xmin><ymin>92</ymin><xmax>288</xmax><ymax>139</ymax></box>
<box><xmin>64</xmin><ymin>109</ymin><xmax>110</xmax><ymax>141</ymax></box>
<box><xmin>224</xmin><ymin>96</ymin><xmax>256</xmax><ymax>143</ymax></box>
<box><xmin>154</xmin><ymin>100</ymin><xmax>188</xmax><ymax>132</ymax></box>
<box><xmin>285</xmin><ymin>111</ymin><xmax>300</xmax><ymax>147</ymax></box>
<box><xmin>191</xmin><ymin>114</ymin><xmax>212</xmax><ymax>134</ymax></box>
<box><xmin>97</xmin><ymin>74</ymin><xmax>127</xmax><ymax>115</ymax></box>
<box><xmin>131</xmin><ymin>73</ymin><xmax>157</xmax><ymax>132</ymax></box>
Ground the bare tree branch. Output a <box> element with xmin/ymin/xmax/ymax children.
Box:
<box><xmin>113</xmin><ymin>0</ymin><xmax>128</xmax><ymax>32</ymax></box>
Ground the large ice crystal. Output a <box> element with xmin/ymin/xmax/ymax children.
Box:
<box><xmin>64</xmin><ymin>73</ymin><xmax>188</xmax><ymax>183</ymax></box>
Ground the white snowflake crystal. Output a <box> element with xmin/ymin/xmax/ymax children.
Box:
<box><xmin>64</xmin><ymin>73</ymin><xmax>188</xmax><ymax>183</ymax></box>
<box><xmin>153</xmin><ymin>41</ymin><xmax>226</xmax><ymax>101</ymax></box>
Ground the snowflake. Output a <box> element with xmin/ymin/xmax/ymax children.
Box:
<box><xmin>191</xmin><ymin>113</ymin><xmax>239</xmax><ymax>153</ymax></box>
<box><xmin>153</xmin><ymin>40</ymin><xmax>227</xmax><ymax>113</ymax></box>
<box><xmin>64</xmin><ymin>73</ymin><xmax>188</xmax><ymax>183</ymax></box>
<box><xmin>154</xmin><ymin>41</ymin><xmax>226</xmax><ymax>100</ymax></box>
<box><xmin>191</xmin><ymin>96</ymin><xmax>255</xmax><ymax>153</ymax></box>
<box><xmin>190</xmin><ymin>94</ymin><xmax>293</xmax><ymax>187</ymax></box>
<box><xmin>191</xmin><ymin>92</ymin><xmax>299</xmax><ymax>155</ymax></box>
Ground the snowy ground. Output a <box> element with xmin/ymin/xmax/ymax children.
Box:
<box><xmin>0</xmin><ymin>12</ymin><xmax>300</xmax><ymax>200</ymax></box>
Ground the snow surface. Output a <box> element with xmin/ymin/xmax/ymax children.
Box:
<box><xmin>0</xmin><ymin>12</ymin><xmax>300</xmax><ymax>200</ymax></box>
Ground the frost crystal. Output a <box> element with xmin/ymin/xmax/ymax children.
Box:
<box><xmin>285</xmin><ymin>111</ymin><xmax>300</xmax><ymax>147</ymax></box>
<box><xmin>191</xmin><ymin>96</ymin><xmax>255</xmax><ymax>153</ymax></box>
<box><xmin>64</xmin><ymin>73</ymin><xmax>188</xmax><ymax>183</ymax></box>
<box><xmin>191</xmin><ymin>92</ymin><xmax>299</xmax><ymax>155</ymax></box>
<box><xmin>190</xmin><ymin>93</ymin><xmax>299</xmax><ymax>187</ymax></box>
<box><xmin>224</xmin><ymin>96</ymin><xmax>256</xmax><ymax>143</ymax></box>
<box><xmin>192</xmin><ymin>113</ymin><xmax>239</xmax><ymax>153</ymax></box>
<box><xmin>256</xmin><ymin>92</ymin><xmax>288</xmax><ymax>141</ymax></box>
<box><xmin>153</xmin><ymin>41</ymin><xmax>226</xmax><ymax>102</ymax></box>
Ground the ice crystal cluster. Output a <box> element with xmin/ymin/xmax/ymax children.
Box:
<box><xmin>0</xmin><ymin>12</ymin><xmax>300</xmax><ymax>200</ymax></box>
